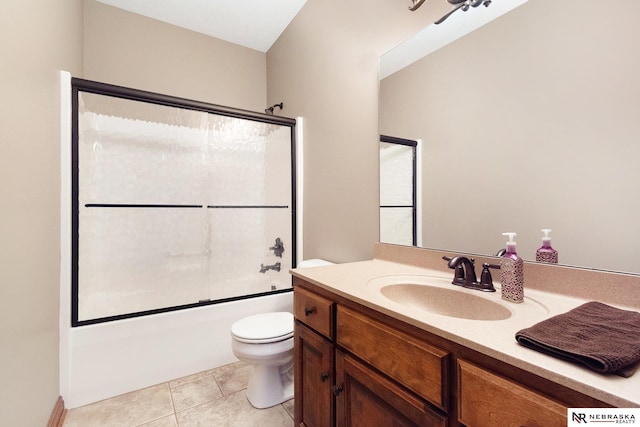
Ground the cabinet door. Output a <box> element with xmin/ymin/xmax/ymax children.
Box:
<box><xmin>458</xmin><ymin>359</ymin><xmax>567</xmax><ymax>427</ymax></box>
<box><xmin>335</xmin><ymin>350</ymin><xmax>447</xmax><ymax>427</ymax></box>
<box><xmin>295</xmin><ymin>321</ymin><xmax>334</xmax><ymax>427</ymax></box>
<box><xmin>337</xmin><ymin>305</ymin><xmax>449</xmax><ymax>410</ymax></box>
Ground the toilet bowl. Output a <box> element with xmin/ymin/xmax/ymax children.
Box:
<box><xmin>230</xmin><ymin>311</ymin><xmax>294</xmax><ymax>409</ymax></box>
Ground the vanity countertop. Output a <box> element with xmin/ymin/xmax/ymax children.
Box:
<box><xmin>291</xmin><ymin>256</ymin><xmax>640</xmax><ymax>408</ymax></box>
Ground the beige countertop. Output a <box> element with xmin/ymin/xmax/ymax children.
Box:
<box><xmin>291</xmin><ymin>251</ymin><xmax>640</xmax><ymax>408</ymax></box>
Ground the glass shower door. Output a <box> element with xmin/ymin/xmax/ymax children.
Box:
<box><xmin>379</xmin><ymin>136</ymin><xmax>417</xmax><ymax>246</ymax></box>
<box><xmin>73</xmin><ymin>79</ymin><xmax>295</xmax><ymax>326</ymax></box>
<box><xmin>205</xmin><ymin>117</ymin><xmax>293</xmax><ymax>301</ymax></box>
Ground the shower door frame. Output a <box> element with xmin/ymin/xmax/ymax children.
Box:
<box><xmin>379</xmin><ymin>135</ymin><xmax>418</xmax><ymax>246</ymax></box>
<box><xmin>71</xmin><ymin>77</ymin><xmax>297</xmax><ymax>327</ymax></box>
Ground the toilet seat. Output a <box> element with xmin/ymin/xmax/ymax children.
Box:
<box><xmin>231</xmin><ymin>312</ymin><xmax>294</xmax><ymax>344</ymax></box>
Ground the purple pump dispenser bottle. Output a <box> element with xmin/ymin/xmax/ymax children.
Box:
<box><xmin>536</xmin><ymin>229</ymin><xmax>558</xmax><ymax>264</ymax></box>
<box><xmin>500</xmin><ymin>232</ymin><xmax>524</xmax><ymax>303</ymax></box>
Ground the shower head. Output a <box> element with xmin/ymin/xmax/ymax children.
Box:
<box><xmin>265</xmin><ymin>102</ymin><xmax>284</xmax><ymax>115</ymax></box>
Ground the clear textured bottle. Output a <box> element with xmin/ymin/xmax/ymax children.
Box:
<box><xmin>500</xmin><ymin>232</ymin><xmax>524</xmax><ymax>303</ymax></box>
<box><xmin>536</xmin><ymin>228</ymin><xmax>558</xmax><ymax>264</ymax></box>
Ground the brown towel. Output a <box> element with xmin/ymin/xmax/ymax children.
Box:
<box><xmin>515</xmin><ymin>301</ymin><xmax>640</xmax><ymax>377</ymax></box>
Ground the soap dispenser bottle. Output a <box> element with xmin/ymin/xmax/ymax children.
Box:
<box><xmin>536</xmin><ymin>228</ymin><xmax>558</xmax><ymax>264</ymax></box>
<box><xmin>500</xmin><ymin>232</ymin><xmax>524</xmax><ymax>303</ymax></box>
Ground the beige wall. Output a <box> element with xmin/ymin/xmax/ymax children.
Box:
<box><xmin>380</xmin><ymin>0</ymin><xmax>640</xmax><ymax>273</ymax></box>
<box><xmin>83</xmin><ymin>0</ymin><xmax>268</xmax><ymax>112</ymax></box>
<box><xmin>0</xmin><ymin>0</ymin><xmax>476</xmax><ymax>422</ymax></box>
<box><xmin>0</xmin><ymin>0</ymin><xmax>83</xmax><ymax>425</ymax></box>
<box><xmin>0</xmin><ymin>1</ymin><xmax>267</xmax><ymax>423</ymax></box>
<box><xmin>267</xmin><ymin>0</ymin><xmax>448</xmax><ymax>263</ymax></box>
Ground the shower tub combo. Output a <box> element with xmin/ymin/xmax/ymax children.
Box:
<box><xmin>61</xmin><ymin>76</ymin><xmax>297</xmax><ymax>408</ymax></box>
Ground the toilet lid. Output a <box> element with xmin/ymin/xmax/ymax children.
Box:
<box><xmin>231</xmin><ymin>312</ymin><xmax>294</xmax><ymax>343</ymax></box>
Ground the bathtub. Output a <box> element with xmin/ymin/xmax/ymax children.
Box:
<box><xmin>60</xmin><ymin>292</ymin><xmax>292</xmax><ymax>408</ymax></box>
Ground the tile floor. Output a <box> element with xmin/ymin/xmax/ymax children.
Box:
<box><xmin>63</xmin><ymin>362</ymin><xmax>294</xmax><ymax>427</ymax></box>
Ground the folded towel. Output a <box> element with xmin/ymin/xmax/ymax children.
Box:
<box><xmin>515</xmin><ymin>301</ymin><xmax>640</xmax><ymax>377</ymax></box>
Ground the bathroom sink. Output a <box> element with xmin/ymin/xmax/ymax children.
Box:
<box><xmin>379</xmin><ymin>283</ymin><xmax>512</xmax><ymax>320</ymax></box>
<box><xmin>367</xmin><ymin>275</ymin><xmax>512</xmax><ymax>321</ymax></box>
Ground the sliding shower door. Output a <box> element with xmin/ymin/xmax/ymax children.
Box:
<box><xmin>72</xmin><ymin>79</ymin><xmax>296</xmax><ymax>326</ymax></box>
<box><xmin>379</xmin><ymin>135</ymin><xmax>417</xmax><ymax>246</ymax></box>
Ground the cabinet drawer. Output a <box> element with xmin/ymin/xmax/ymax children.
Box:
<box><xmin>458</xmin><ymin>359</ymin><xmax>567</xmax><ymax>427</ymax></box>
<box><xmin>294</xmin><ymin>286</ymin><xmax>334</xmax><ymax>339</ymax></box>
<box><xmin>336</xmin><ymin>305</ymin><xmax>449</xmax><ymax>411</ymax></box>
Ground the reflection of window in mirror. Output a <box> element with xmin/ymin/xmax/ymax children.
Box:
<box><xmin>379</xmin><ymin>135</ymin><xmax>419</xmax><ymax>246</ymax></box>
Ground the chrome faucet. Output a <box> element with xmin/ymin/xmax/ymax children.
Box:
<box><xmin>442</xmin><ymin>256</ymin><xmax>497</xmax><ymax>292</ymax></box>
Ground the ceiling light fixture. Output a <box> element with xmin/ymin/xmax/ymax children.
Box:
<box><xmin>409</xmin><ymin>0</ymin><xmax>493</xmax><ymax>24</ymax></box>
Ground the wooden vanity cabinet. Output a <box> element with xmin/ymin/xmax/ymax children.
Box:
<box><xmin>457</xmin><ymin>359</ymin><xmax>567</xmax><ymax>427</ymax></box>
<box><xmin>294</xmin><ymin>279</ymin><xmax>448</xmax><ymax>427</ymax></box>
<box><xmin>293</xmin><ymin>278</ymin><xmax>610</xmax><ymax>427</ymax></box>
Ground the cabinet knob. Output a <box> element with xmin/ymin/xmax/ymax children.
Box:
<box><xmin>304</xmin><ymin>307</ymin><xmax>315</xmax><ymax>316</ymax></box>
<box><xmin>320</xmin><ymin>372</ymin><xmax>329</xmax><ymax>382</ymax></box>
<box><xmin>332</xmin><ymin>384</ymin><xmax>344</xmax><ymax>396</ymax></box>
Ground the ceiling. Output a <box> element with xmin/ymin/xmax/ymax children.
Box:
<box><xmin>97</xmin><ymin>0</ymin><xmax>527</xmax><ymax>76</ymax></box>
<box><xmin>96</xmin><ymin>0</ymin><xmax>308</xmax><ymax>52</ymax></box>
<box><xmin>380</xmin><ymin>0</ymin><xmax>529</xmax><ymax>78</ymax></box>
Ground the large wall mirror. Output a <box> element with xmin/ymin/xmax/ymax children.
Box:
<box><xmin>379</xmin><ymin>0</ymin><xmax>640</xmax><ymax>274</ymax></box>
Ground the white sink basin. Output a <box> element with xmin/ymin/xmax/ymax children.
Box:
<box><xmin>367</xmin><ymin>274</ymin><xmax>546</xmax><ymax>321</ymax></box>
<box><xmin>379</xmin><ymin>283</ymin><xmax>512</xmax><ymax>320</ymax></box>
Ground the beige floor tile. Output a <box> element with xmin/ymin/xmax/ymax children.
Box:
<box><xmin>170</xmin><ymin>375</ymin><xmax>224</xmax><ymax>412</ymax></box>
<box><xmin>169</xmin><ymin>369</ymin><xmax>216</xmax><ymax>388</ymax></box>
<box><xmin>63</xmin><ymin>362</ymin><xmax>294</xmax><ymax>427</ymax></box>
<box><xmin>63</xmin><ymin>383</ymin><xmax>173</xmax><ymax>427</ymax></box>
<box><xmin>281</xmin><ymin>399</ymin><xmax>294</xmax><ymax>418</ymax></box>
<box><xmin>139</xmin><ymin>414</ymin><xmax>178</xmax><ymax>427</ymax></box>
<box><xmin>175</xmin><ymin>390</ymin><xmax>293</xmax><ymax>427</ymax></box>
<box><xmin>214</xmin><ymin>363</ymin><xmax>251</xmax><ymax>396</ymax></box>
<box><xmin>211</xmin><ymin>361</ymin><xmax>245</xmax><ymax>375</ymax></box>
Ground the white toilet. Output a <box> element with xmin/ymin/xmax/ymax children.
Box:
<box><xmin>231</xmin><ymin>311</ymin><xmax>295</xmax><ymax>408</ymax></box>
<box><xmin>230</xmin><ymin>259</ymin><xmax>334</xmax><ymax>408</ymax></box>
